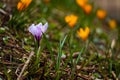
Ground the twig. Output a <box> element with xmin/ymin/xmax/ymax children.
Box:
<box><xmin>0</xmin><ymin>8</ymin><xmax>7</xmax><ymax>15</ymax></box>
<box><xmin>17</xmin><ymin>51</ymin><xmax>34</xmax><ymax>80</ymax></box>
<box><xmin>15</xmin><ymin>64</ymin><xmax>24</xmax><ymax>77</ymax></box>
<box><xmin>77</xmin><ymin>73</ymin><xmax>92</xmax><ymax>80</ymax></box>
<box><xmin>111</xmin><ymin>71</ymin><xmax>118</xmax><ymax>80</ymax></box>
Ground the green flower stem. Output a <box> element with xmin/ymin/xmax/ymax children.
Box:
<box><xmin>35</xmin><ymin>46</ymin><xmax>41</xmax><ymax>66</ymax></box>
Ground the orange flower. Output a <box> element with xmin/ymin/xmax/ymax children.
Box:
<box><xmin>108</xmin><ymin>19</ymin><xmax>117</xmax><ymax>29</ymax></box>
<box><xmin>96</xmin><ymin>9</ymin><xmax>107</xmax><ymax>19</ymax></box>
<box><xmin>17</xmin><ymin>0</ymin><xmax>32</xmax><ymax>11</ymax></box>
<box><xmin>77</xmin><ymin>27</ymin><xmax>90</xmax><ymax>40</ymax></box>
<box><xmin>76</xmin><ymin>0</ymin><xmax>88</xmax><ymax>8</ymax></box>
<box><xmin>65</xmin><ymin>14</ymin><xmax>78</xmax><ymax>28</ymax></box>
<box><xmin>83</xmin><ymin>4</ymin><xmax>92</xmax><ymax>14</ymax></box>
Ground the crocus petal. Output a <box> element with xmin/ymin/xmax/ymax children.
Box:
<box><xmin>35</xmin><ymin>33</ymin><xmax>42</xmax><ymax>41</ymax></box>
<box><xmin>40</xmin><ymin>22</ymin><xmax>48</xmax><ymax>33</ymax></box>
<box><xmin>17</xmin><ymin>0</ymin><xmax>32</xmax><ymax>11</ymax></box>
<box><xmin>36</xmin><ymin>23</ymin><xmax>42</xmax><ymax>29</ymax></box>
<box><xmin>28</xmin><ymin>24</ymin><xmax>37</xmax><ymax>36</ymax></box>
<box><xmin>35</xmin><ymin>28</ymin><xmax>42</xmax><ymax>41</ymax></box>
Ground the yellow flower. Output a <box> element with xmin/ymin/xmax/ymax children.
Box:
<box><xmin>108</xmin><ymin>19</ymin><xmax>117</xmax><ymax>29</ymax></box>
<box><xmin>77</xmin><ymin>27</ymin><xmax>90</xmax><ymax>40</ymax></box>
<box><xmin>76</xmin><ymin>0</ymin><xmax>88</xmax><ymax>8</ymax></box>
<box><xmin>96</xmin><ymin>9</ymin><xmax>107</xmax><ymax>19</ymax></box>
<box><xmin>65</xmin><ymin>14</ymin><xmax>78</xmax><ymax>28</ymax></box>
<box><xmin>83</xmin><ymin>4</ymin><xmax>92</xmax><ymax>14</ymax></box>
<box><xmin>17</xmin><ymin>0</ymin><xmax>32</xmax><ymax>11</ymax></box>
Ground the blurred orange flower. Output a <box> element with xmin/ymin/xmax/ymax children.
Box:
<box><xmin>108</xmin><ymin>19</ymin><xmax>117</xmax><ymax>29</ymax></box>
<box><xmin>17</xmin><ymin>0</ymin><xmax>32</xmax><ymax>11</ymax></box>
<box><xmin>97</xmin><ymin>9</ymin><xmax>107</xmax><ymax>19</ymax></box>
<box><xmin>77</xmin><ymin>27</ymin><xmax>90</xmax><ymax>40</ymax></box>
<box><xmin>83</xmin><ymin>4</ymin><xmax>92</xmax><ymax>14</ymax></box>
<box><xmin>76</xmin><ymin>0</ymin><xmax>88</xmax><ymax>8</ymax></box>
<box><xmin>65</xmin><ymin>14</ymin><xmax>78</xmax><ymax>28</ymax></box>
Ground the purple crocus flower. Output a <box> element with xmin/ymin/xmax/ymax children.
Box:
<box><xmin>28</xmin><ymin>22</ymin><xmax>48</xmax><ymax>42</ymax></box>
